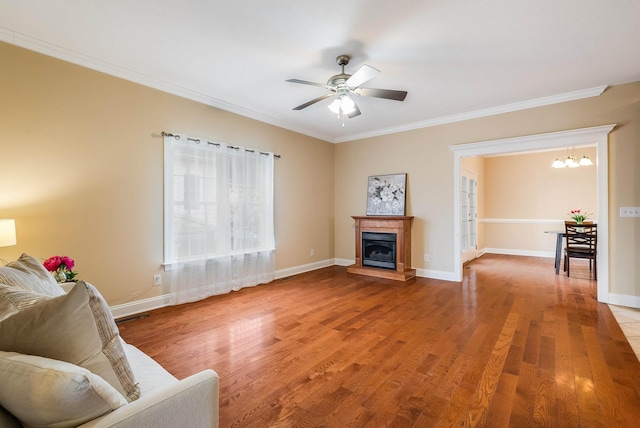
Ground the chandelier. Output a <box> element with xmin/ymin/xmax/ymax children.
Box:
<box><xmin>551</xmin><ymin>147</ymin><xmax>593</xmax><ymax>168</ymax></box>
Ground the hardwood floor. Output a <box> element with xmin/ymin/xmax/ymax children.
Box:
<box><xmin>118</xmin><ymin>254</ymin><xmax>640</xmax><ymax>427</ymax></box>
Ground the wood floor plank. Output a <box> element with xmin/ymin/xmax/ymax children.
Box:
<box><xmin>484</xmin><ymin>372</ymin><xmax>518</xmax><ymax>427</ymax></box>
<box><xmin>582</xmin><ymin>324</ymin><xmax>625</xmax><ymax>426</ymax></box>
<box><xmin>553</xmin><ymin>303</ymin><xmax>581</xmax><ymax>427</ymax></box>
<box><xmin>464</xmin><ymin>311</ymin><xmax>519</xmax><ymax>426</ymax></box>
<box><xmin>118</xmin><ymin>254</ymin><xmax>640</xmax><ymax>427</ymax></box>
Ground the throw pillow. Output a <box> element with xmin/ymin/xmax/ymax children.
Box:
<box><xmin>0</xmin><ymin>351</ymin><xmax>127</xmax><ymax>428</ymax></box>
<box><xmin>0</xmin><ymin>253</ymin><xmax>64</xmax><ymax>297</ymax></box>
<box><xmin>0</xmin><ymin>283</ymin><xmax>52</xmax><ymax>321</ymax></box>
<box><xmin>0</xmin><ymin>281</ymin><xmax>140</xmax><ymax>401</ymax></box>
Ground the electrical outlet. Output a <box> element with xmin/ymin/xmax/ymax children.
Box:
<box><xmin>153</xmin><ymin>274</ymin><xmax>162</xmax><ymax>286</ymax></box>
<box><xmin>424</xmin><ymin>253</ymin><xmax>429</xmax><ymax>262</ymax></box>
<box><xmin>620</xmin><ymin>207</ymin><xmax>640</xmax><ymax>217</ymax></box>
<box><xmin>310</xmin><ymin>249</ymin><xmax>315</xmax><ymax>257</ymax></box>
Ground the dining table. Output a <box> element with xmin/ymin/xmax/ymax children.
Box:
<box><xmin>544</xmin><ymin>230</ymin><xmax>566</xmax><ymax>274</ymax></box>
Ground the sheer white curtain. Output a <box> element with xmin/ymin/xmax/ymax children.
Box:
<box><xmin>163</xmin><ymin>134</ymin><xmax>275</xmax><ymax>305</ymax></box>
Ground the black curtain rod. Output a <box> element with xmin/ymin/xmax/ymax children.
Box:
<box><xmin>161</xmin><ymin>132</ymin><xmax>281</xmax><ymax>158</ymax></box>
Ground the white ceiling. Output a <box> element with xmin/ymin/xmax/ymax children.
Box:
<box><xmin>1</xmin><ymin>1</ymin><xmax>639</xmax><ymax>143</ymax></box>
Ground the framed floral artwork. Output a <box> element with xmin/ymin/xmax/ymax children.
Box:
<box><xmin>366</xmin><ymin>173</ymin><xmax>407</xmax><ymax>216</ymax></box>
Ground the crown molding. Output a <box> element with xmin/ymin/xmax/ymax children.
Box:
<box><xmin>0</xmin><ymin>26</ymin><xmax>14</xmax><ymax>43</ymax></box>
<box><xmin>1</xmin><ymin>28</ymin><xmax>335</xmax><ymax>143</ymax></box>
<box><xmin>335</xmin><ymin>85</ymin><xmax>608</xmax><ymax>143</ymax></box>
<box><xmin>1</xmin><ymin>26</ymin><xmax>607</xmax><ymax>145</ymax></box>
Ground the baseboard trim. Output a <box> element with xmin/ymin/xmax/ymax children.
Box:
<box><xmin>414</xmin><ymin>268</ymin><xmax>459</xmax><ymax>281</ymax></box>
<box><xmin>109</xmin><ymin>258</ymin><xmax>460</xmax><ymax>318</ymax></box>
<box><xmin>110</xmin><ymin>294</ymin><xmax>173</xmax><ymax>320</ymax></box>
<box><xmin>334</xmin><ymin>258</ymin><xmax>458</xmax><ymax>282</ymax></box>
<box><xmin>483</xmin><ymin>248</ymin><xmax>555</xmax><ymax>259</ymax></box>
<box><xmin>607</xmin><ymin>293</ymin><xmax>640</xmax><ymax>309</ymax></box>
<box><xmin>274</xmin><ymin>259</ymin><xmax>335</xmax><ymax>279</ymax></box>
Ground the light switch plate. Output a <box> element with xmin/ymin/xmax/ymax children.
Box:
<box><xmin>620</xmin><ymin>207</ymin><xmax>640</xmax><ymax>217</ymax></box>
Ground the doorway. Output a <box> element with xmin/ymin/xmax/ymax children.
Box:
<box><xmin>450</xmin><ymin>124</ymin><xmax>614</xmax><ymax>303</ymax></box>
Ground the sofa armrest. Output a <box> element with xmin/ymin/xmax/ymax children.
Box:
<box><xmin>79</xmin><ymin>369</ymin><xmax>219</xmax><ymax>428</ymax></box>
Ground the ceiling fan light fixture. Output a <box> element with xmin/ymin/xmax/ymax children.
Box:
<box><xmin>328</xmin><ymin>94</ymin><xmax>355</xmax><ymax>116</ymax></box>
<box><xmin>288</xmin><ymin>54</ymin><xmax>406</xmax><ymax>123</ymax></box>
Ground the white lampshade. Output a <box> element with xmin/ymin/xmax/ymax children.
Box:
<box><xmin>328</xmin><ymin>94</ymin><xmax>356</xmax><ymax>115</ymax></box>
<box><xmin>340</xmin><ymin>95</ymin><xmax>355</xmax><ymax>114</ymax></box>
<box><xmin>0</xmin><ymin>219</ymin><xmax>17</xmax><ymax>247</ymax></box>
<box><xmin>328</xmin><ymin>98</ymin><xmax>341</xmax><ymax>114</ymax></box>
<box><xmin>579</xmin><ymin>155</ymin><xmax>593</xmax><ymax>166</ymax></box>
<box><xmin>552</xmin><ymin>148</ymin><xmax>593</xmax><ymax>169</ymax></box>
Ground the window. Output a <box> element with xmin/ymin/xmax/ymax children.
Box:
<box><xmin>163</xmin><ymin>133</ymin><xmax>275</xmax><ymax>303</ymax></box>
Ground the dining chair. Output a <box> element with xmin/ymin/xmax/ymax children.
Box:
<box><xmin>564</xmin><ymin>221</ymin><xmax>597</xmax><ymax>279</ymax></box>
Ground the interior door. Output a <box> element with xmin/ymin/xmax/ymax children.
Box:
<box><xmin>461</xmin><ymin>168</ymin><xmax>478</xmax><ymax>263</ymax></box>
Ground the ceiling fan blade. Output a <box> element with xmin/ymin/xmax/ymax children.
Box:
<box><xmin>347</xmin><ymin>102</ymin><xmax>361</xmax><ymax>119</ymax></box>
<box><xmin>346</xmin><ymin>64</ymin><xmax>380</xmax><ymax>88</ymax></box>
<box><xmin>292</xmin><ymin>93</ymin><xmax>334</xmax><ymax>110</ymax></box>
<box><xmin>356</xmin><ymin>87</ymin><xmax>408</xmax><ymax>101</ymax></box>
<box><xmin>286</xmin><ymin>79</ymin><xmax>329</xmax><ymax>89</ymax></box>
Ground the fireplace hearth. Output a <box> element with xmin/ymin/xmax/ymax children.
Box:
<box><xmin>347</xmin><ymin>216</ymin><xmax>416</xmax><ymax>281</ymax></box>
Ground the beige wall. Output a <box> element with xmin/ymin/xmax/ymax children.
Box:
<box><xmin>0</xmin><ymin>42</ymin><xmax>335</xmax><ymax>304</ymax></box>
<box><xmin>2</xmin><ymin>41</ymin><xmax>639</xmax><ymax>303</ymax></box>
<box><xmin>336</xmin><ymin>82</ymin><xmax>640</xmax><ymax>297</ymax></box>
<box><xmin>335</xmin><ymin>129</ymin><xmax>456</xmax><ymax>271</ymax></box>
<box><xmin>481</xmin><ymin>147</ymin><xmax>597</xmax><ymax>254</ymax></box>
<box><xmin>485</xmin><ymin>148</ymin><xmax>597</xmax><ymax>219</ymax></box>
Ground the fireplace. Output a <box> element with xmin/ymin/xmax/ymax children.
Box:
<box><xmin>362</xmin><ymin>232</ymin><xmax>396</xmax><ymax>270</ymax></box>
<box><xmin>347</xmin><ymin>216</ymin><xmax>416</xmax><ymax>281</ymax></box>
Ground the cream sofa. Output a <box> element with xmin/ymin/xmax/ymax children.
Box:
<box><xmin>0</xmin><ymin>254</ymin><xmax>219</xmax><ymax>428</ymax></box>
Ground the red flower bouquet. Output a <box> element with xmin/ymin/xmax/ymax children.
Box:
<box><xmin>568</xmin><ymin>208</ymin><xmax>590</xmax><ymax>224</ymax></box>
<box><xmin>43</xmin><ymin>255</ymin><xmax>77</xmax><ymax>283</ymax></box>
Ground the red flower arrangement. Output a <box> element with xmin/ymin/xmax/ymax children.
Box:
<box><xmin>568</xmin><ymin>208</ymin><xmax>590</xmax><ymax>223</ymax></box>
<box><xmin>43</xmin><ymin>255</ymin><xmax>77</xmax><ymax>283</ymax></box>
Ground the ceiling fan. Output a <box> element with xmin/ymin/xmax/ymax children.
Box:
<box><xmin>286</xmin><ymin>55</ymin><xmax>408</xmax><ymax>120</ymax></box>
